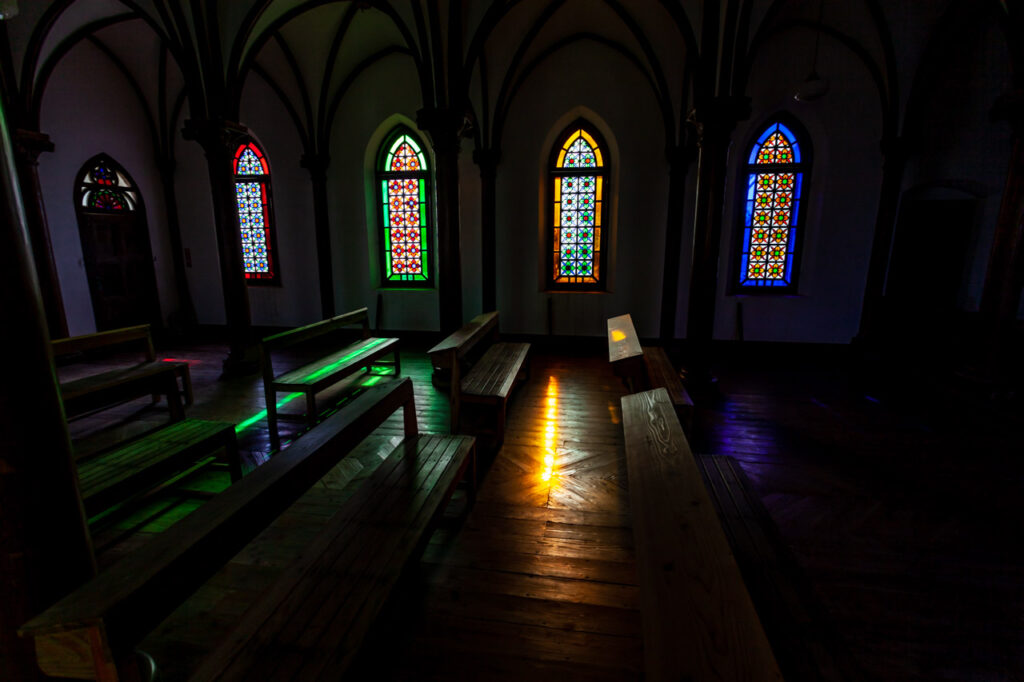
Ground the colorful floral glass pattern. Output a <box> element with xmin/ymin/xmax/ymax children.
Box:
<box><xmin>739</xmin><ymin>122</ymin><xmax>804</xmax><ymax>289</ymax></box>
<box><xmin>553</xmin><ymin>128</ymin><xmax>604</xmax><ymax>286</ymax></box>
<box><xmin>79</xmin><ymin>158</ymin><xmax>136</xmax><ymax>212</ymax></box>
<box><xmin>379</xmin><ymin>133</ymin><xmax>430</xmax><ymax>284</ymax></box>
<box><xmin>233</xmin><ymin>143</ymin><xmax>275</xmax><ymax>281</ymax></box>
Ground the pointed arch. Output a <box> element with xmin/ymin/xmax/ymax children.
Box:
<box><xmin>75</xmin><ymin>154</ymin><xmax>140</xmax><ymax>212</ymax></box>
<box><xmin>548</xmin><ymin>120</ymin><xmax>609</xmax><ymax>290</ymax></box>
<box><xmin>734</xmin><ymin>116</ymin><xmax>812</xmax><ymax>292</ymax></box>
<box><xmin>375</xmin><ymin>126</ymin><xmax>433</xmax><ymax>287</ymax></box>
<box><xmin>233</xmin><ymin>139</ymin><xmax>280</xmax><ymax>284</ymax></box>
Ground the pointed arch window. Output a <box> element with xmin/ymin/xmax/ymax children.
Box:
<box><xmin>549</xmin><ymin>122</ymin><xmax>608</xmax><ymax>290</ymax></box>
<box><xmin>376</xmin><ymin>128</ymin><xmax>432</xmax><ymax>287</ymax></box>
<box><xmin>233</xmin><ymin>141</ymin><xmax>279</xmax><ymax>284</ymax></box>
<box><xmin>78</xmin><ymin>156</ymin><xmax>139</xmax><ymax>211</ymax></box>
<box><xmin>736</xmin><ymin>120</ymin><xmax>811</xmax><ymax>291</ymax></box>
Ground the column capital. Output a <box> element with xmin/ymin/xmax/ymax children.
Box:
<box><xmin>13</xmin><ymin>129</ymin><xmax>54</xmax><ymax>166</ymax></box>
<box><xmin>416</xmin><ymin>107</ymin><xmax>469</xmax><ymax>154</ymax></box>
<box><xmin>688</xmin><ymin>95</ymin><xmax>752</xmax><ymax>146</ymax></box>
<box><xmin>182</xmin><ymin>119</ymin><xmax>249</xmax><ymax>157</ymax></box>
<box><xmin>300</xmin><ymin>152</ymin><xmax>331</xmax><ymax>182</ymax></box>
<box><xmin>472</xmin><ymin>147</ymin><xmax>501</xmax><ymax>174</ymax></box>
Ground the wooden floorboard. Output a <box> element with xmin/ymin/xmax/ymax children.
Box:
<box><xmin>62</xmin><ymin>341</ymin><xmax>1024</xmax><ymax>681</ymax></box>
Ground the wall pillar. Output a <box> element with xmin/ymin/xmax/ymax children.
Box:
<box><xmin>660</xmin><ymin>141</ymin><xmax>697</xmax><ymax>342</ymax></box>
<box><xmin>0</xmin><ymin>93</ymin><xmax>95</xmax><ymax>682</ymax></box>
<box><xmin>855</xmin><ymin>135</ymin><xmax>908</xmax><ymax>343</ymax></box>
<box><xmin>301</xmin><ymin>152</ymin><xmax>335</xmax><ymax>321</ymax></box>
<box><xmin>418</xmin><ymin>107</ymin><xmax>465</xmax><ymax>333</ymax></box>
<box><xmin>182</xmin><ymin>119</ymin><xmax>257</xmax><ymax>375</ymax></box>
<box><xmin>686</xmin><ymin>97</ymin><xmax>750</xmax><ymax>370</ymax></box>
<box><xmin>473</xmin><ymin>147</ymin><xmax>499</xmax><ymax>313</ymax></box>
<box><xmin>13</xmin><ymin>129</ymin><xmax>67</xmax><ymax>338</ymax></box>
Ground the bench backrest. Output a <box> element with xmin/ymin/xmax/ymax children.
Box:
<box><xmin>51</xmin><ymin>324</ymin><xmax>155</xmax><ymax>362</ymax></box>
<box><xmin>607</xmin><ymin>313</ymin><xmax>642</xmax><ymax>364</ymax></box>
<box><xmin>427</xmin><ymin>311</ymin><xmax>499</xmax><ymax>368</ymax></box>
<box><xmin>19</xmin><ymin>377</ymin><xmax>417</xmax><ymax>681</ymax></box>
<box><xmin>261</xmin><ymin>308</ymin><xmax>371</xmax><ymax>354</ymax></box>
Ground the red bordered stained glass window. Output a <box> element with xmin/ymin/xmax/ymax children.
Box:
<box><xmin>736</xmin><ymin>120</ymin><xmax>811</xmax><ymax>291</ymax></box>
<box><xmin>548</xmin><ymin>121</ymin><xmax>608</xmax><ymax>291</ymax></box>
<box><xmin>233</xmin><ymin>141</ymin><xmax>279</xmax><ymax>284</ymax></box>
<box><xmin>376</xmin><ymin>128</ymin><xmax>432</xmax><ymax>287</ymax></box>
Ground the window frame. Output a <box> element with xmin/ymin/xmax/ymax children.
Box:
<box><xmin>374</xmin><ymin>126</ymin><xmax>434</xmax><ymax>290</ymax></box>
<box><xmin>233</xmin><ymin>140</ymin><xmax>281</xmax><ymax>287</ymax></box>
<box><xmin>730</xmin><ymin>115</ymin><xmax>813</xmax><ymax>295</ymax></box>
<box><xmin>546</xmin><ymin>119</ymin><xmax>610</xmax><ymax>293</ymax></box>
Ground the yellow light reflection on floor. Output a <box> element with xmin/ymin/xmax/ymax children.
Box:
<box><xmin>541</xmin><ymin>375</ymin><xmax>558</xmax><ymax>483</ymax></box>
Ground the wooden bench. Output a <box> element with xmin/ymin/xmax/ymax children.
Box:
<box><xmin>427</xmin><ymin>310</ymin><xmax>530</xmax><ymax>442</ymax></box>
<box><xmin>697</xmin><ymin>454</ymin><xmax>867</xmax><ymax>682</ymax></box>
<box><xmin>607</xmin><ymin>313</ymin><xmax>694</xmax><ymax>433</ymax></box>
<box><xmin>53</xmin><ymin>324</ymin><xmax>193</xmax><ymax>420</ymax></box>
<box><xmin>78</xmin><ymin>419</ymin><xmax>241</xmax><ymax>518</ymax></box>
<box><xmin>261</xmin><ymin>307</ymin><xmax>400</xmax><ymax>451</ymax></box>
<box><xmin>621</xmin><ymin>388</ymin><xmax>782</xmax><ymax>681</ymax></box>
<box><xmin>20</xmin><ymin>378</ymin><xmax>474</xmax><ymax>682</ymax></box>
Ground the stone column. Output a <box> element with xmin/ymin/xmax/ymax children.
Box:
<box><xmin>0</xmin><ymin>96</ymin><xmax>95</xmax><ymax>682</ymax></box>
<box><xmin>182</xmin><ymin>119</ymin><xmax>257</xmax><ymax>375</ymax></box>
<box><xmin>418</xmin><ymin>107</ymin><xmax>465</xmax><ymax>333</ymax></box>
<box><xmin>855</xmin><ymin>135</ymin><xmax>908</xmax><ymax>343</ymax></box>
<box><xmin>473</xmin><ymin>147</ymin><xmax>500</xmax><ymax>313</ymax></box>
<box><xmin>686</xmin><ymin>97</ymin><xmax>750</xmax><ymax>371</ymax></box>
<box><xmin>301</xmin><ymin>152</ymin><xmax>335</xmax><ymax>320</ymax></box>
<box><xmin>660</xmin><ymin>141</ymin><xmax>697</xmax><ymax>342</ymax></box>
<box><xmin>13</xmin><ymin>129</ymin><xmax>67</xmax><ymax>338</ymax></box>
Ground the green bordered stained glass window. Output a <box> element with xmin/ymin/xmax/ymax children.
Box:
<box><xmin>376</xmin><ymin>128</ymin><xmax>432</xmax><ymax>287</ymax></box>
<box><xmin>233</xmin><ymin>141</ymin><xmax>280</xmax><ymax>285</ymax></box>
<box><xmin>735</xmin><ymin>119</ymin><xmax>811</xmax><ymax>292</ymax></box>
<box><xmin>549</xmin><ymin>121</ymin><xmax>608</xmax><ymax>291</ymax></box>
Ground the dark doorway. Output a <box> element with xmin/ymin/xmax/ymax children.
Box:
<box><xmin>74</xmin><ymin>155</ymin><xmax>160</xmax><ymax>331</ymax></box>
<box><xmin>887</xmin><ymin>198</ymin><xmax>975</xmax><ymax>307</ymax></box>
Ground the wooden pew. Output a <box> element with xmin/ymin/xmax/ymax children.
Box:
<box><xmin>607</xmin><ymin>313</ymin><xmax>694</xmax><ymax>433</ymax></box>
<box><xmin>427</xmin><ymin>310</ymin><xmax>530</xmax><ymax>442</ymax></box>
<box><xmin>261</xmin><ymin>307</ymin><xmax>400</xmax><ymax>451</ymax></box>
<box><xmin>78</xmin><ymin>419</ymin><xmax>241</xmax><ymax>518</ymax></box>
<box><xmin>20</xmin><ymin>378</ymin><xmax>474</xmax><ymax>682</ymax></box>
<box><xmin>52</xmin><ymin>324</ymin><xmax>193</xmax><ymax>419</ymax></box>
<box><xmin>621</xmin><ymin>388</ymin><xmax>782</xmax><ymax>682</ymax></box>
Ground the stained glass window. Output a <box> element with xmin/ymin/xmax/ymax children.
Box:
<box><xmin>550</xmin><ymin>123</ymin><xmax>607</xmax><ymax>290</ymax></box>
<box><xmin>376</xmin><ymin>129</ymin><xmax>432</xmax><ymax>287</ymax></box>
<box><xmin>737</xmin><ymin>121</ymin><xmax>809</xmax><ymax>290</ymax></box>
<box><xmin>233</xmin><ymin>141</ymin><xmax>278</xmax><ymax>284</ymax></box>
<box><xmin>79</xmin><ymin>158</ymin><xmax>137</xmax><ymax>212</ymax></box>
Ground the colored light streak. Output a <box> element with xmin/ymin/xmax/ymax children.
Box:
<box><xmin>541</xmin><ymin>375</ymin><xmax>558</xmax><ymax>483</ymax></box>
<box><xmin>610</xmin><ymin>329</ymin><xmax>626</xmax><ymax>342</ymax></box>
<box><xmin>302</xmin><ymin>338</ymin><xmax>390</xmax><ymax>382</ymax></box>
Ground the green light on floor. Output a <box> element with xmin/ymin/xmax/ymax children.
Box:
<box><xmin>234</xmin><ymin>392</ymin><xmax>303</xmax><ymax>433</ymax></box>
<box><xmin>302</xmin><ymin>338</ymin><xmax>390</xmax><ymax>383</ymax></box>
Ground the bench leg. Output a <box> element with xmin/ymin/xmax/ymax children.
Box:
<box><xmin>305</xmin><ymin>392</ymin><xmax>318</xmax><ymax>431</ymax></box>
<box><xmin>178</xmin><ymin>365</ymin><xmax>194</xmax><ymax>406</ymax></box>
<box><xmin>266</xmin><ymin>387</ymin><xmax>280</xmax><ymax>453</ymax></box>
<box><xmin>224</xmin><ymin>430</ymin><xmax>242</xmax><ymax>482</ymax></box>
<box><xmin>393</xmin><ymin>349</ymin><xmax>401</xmax><ymax>375</ymax></box>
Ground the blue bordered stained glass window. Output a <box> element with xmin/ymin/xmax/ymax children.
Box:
<box><xmin>233</xmin><ymin>141</ymin><xmax>279</xmax><ymax>284</ymax></box>
<box><xmin>549</xmin><ymin>121</ymin><xmax>608</xmax><ymax>290</ymax></box>
<box><xmin>376</xmin><ymin>128</ymin><xmax>432</xmax><ymax>287</ymax></box>
<box><xmin>737</xmin><ymin>121</ymin><xmax>809</xmax><ymax>291</ymax></box>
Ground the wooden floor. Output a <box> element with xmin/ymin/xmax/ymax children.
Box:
<box><xmin>61</xmin><ymin>341</ymin><xmax>1023</xmax><ymax>681</ymax></box>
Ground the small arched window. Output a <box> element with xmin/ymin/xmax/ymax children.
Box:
<box><xmin>78</xmin><ymin>156</ymin><xmax>139</xmax><ymax>211</ymax></box>
<box><xmin>376</xmin><ymin>128</ymin><xmax>432</xmax><ymax>287</ymax></box>
<box><xmin>549</xmin><ymin>121</ymin><xmax>608</xmax><ymax>290</ymax></box>
<box><xmin>736</xmin><ymin>120</ymin><xmax>811</xmax><ymax>291</ymax></box>
<box><xmin>233</xmin><ymin>141</ymin><xmax>279</xmax><ymax>284</ymax></box>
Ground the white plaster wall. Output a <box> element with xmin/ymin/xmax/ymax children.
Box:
<box><xmin>495</xmin><ymin>40</ymin><xmax>669</xmax><ymax>338</ymax></box>
<box><xmin>38</xmin><ymin>42</ymin><xmax>177</xmax><ymax>336</ymax></box>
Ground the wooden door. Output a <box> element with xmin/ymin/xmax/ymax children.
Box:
<box><xmin>78</xmin><ymin>210</ymin><xmax>159</xmax><ymax>331</ymax></box>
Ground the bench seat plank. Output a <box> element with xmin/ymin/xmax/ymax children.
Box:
<box><xmin>272</xmin><ymin>337</ymin><xmax>399</xmax><ymax>393</ymax></box>
<box><xmin>461</xmin><ymin>342</ymin><xmax>530</xmax><ymax>399</ymax></box>
<box><xmin>78</xmin><ymin>419</ymin><xmax>238</xmax><ymax>516</ymax></box>
<box><xmin>190</xmin><ymin>434</ymin><xmax>475</xmax><ymax>681</ymax></box>
<box><xmin>621</xmin><ymin>388</ymin><xmax>781</xmax><ymax>682</ymax></box>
